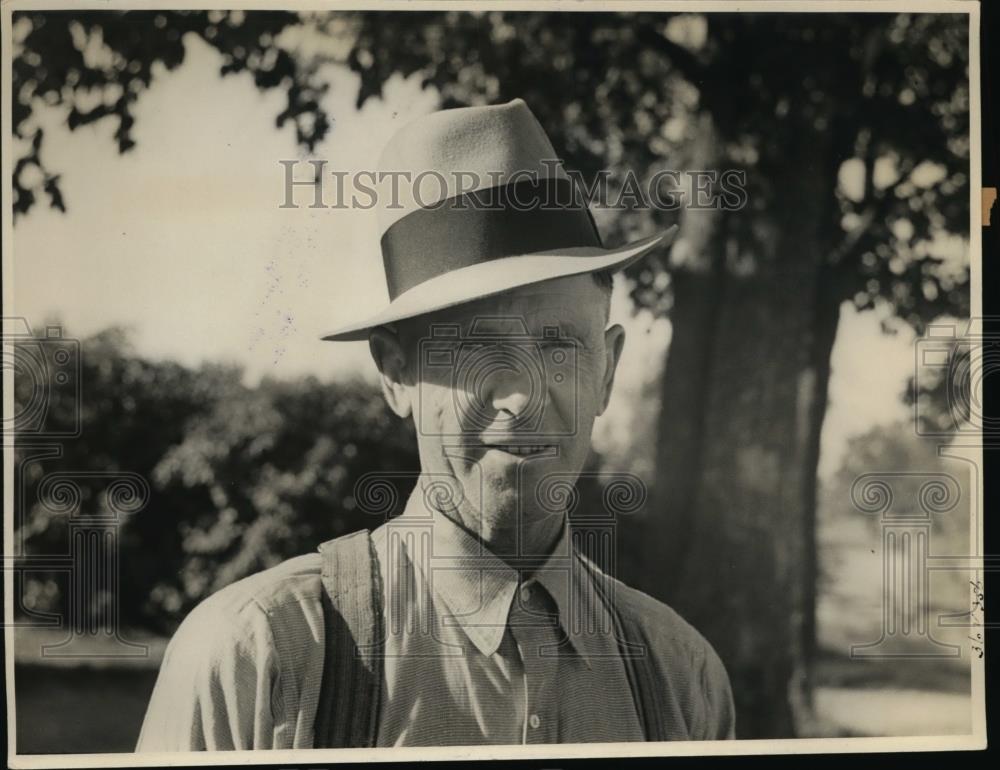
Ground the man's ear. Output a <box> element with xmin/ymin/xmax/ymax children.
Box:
<box><xmin>369</xmin><ymin>327</ymin><xmax>412</xmax><ymax>419</ymax></box>
<box><xmin>597</xmin><ymin>323</ymin><xmax>626</xmax><ymax>416</ymax></box>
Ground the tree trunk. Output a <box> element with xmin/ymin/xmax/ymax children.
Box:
<box><xmin>624</xmin><ymin>135</ymin><xmax>842</xmax><ymax>739</ymax></box>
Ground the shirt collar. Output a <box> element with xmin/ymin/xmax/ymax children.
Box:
<box><xmin>393</xmin><ymin>481</ymin><xmax>612</xmax><ymax>667</ymax></box>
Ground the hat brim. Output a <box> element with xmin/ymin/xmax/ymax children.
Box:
<box><xmin>320</xmin><ymin>226</ymin><xmax>677</xmax><ymax>342</ymax></box>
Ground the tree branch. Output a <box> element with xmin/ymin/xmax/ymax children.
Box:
<box><xmin>634</xmin><ymin>23</ymin><xmax>707</xmax><ymax>87</ymax></box>
<box><xmin>833</xmin><ymin>167</ymin><xmax>915</xmax><ymax>266</ymax></box>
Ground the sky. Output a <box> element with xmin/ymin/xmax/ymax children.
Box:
<box><xmin>11</xmin><ymin>32</ymin><xmax>941</xmax><ymax>480</ymax></box>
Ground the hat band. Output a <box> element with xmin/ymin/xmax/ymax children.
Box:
<box><xmin>381</xmin><ymin>177</ymin><xmax>602</xmax><ymax>299</ymax></box>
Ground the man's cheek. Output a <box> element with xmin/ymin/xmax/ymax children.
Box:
<box><xmin>423</xmin><ymin>384</ymin><xmax>457</xmax><ymax>435</ymax></box>
<box><xmin>573</xmin><ymin>353</ymin><xmax>607</xmax><ymax>409</ymax></box>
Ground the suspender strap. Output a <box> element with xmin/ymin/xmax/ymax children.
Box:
<box><xmin>313</xmin><ymin>529</ymin><xmax>385</xmax><ymax>748</ymax></box>
<box><xmin>311</xmin><ymin>529</ymin><xmax>668</xmax><ymax>745</ymax></box>
<box><xmin>577</xmin><ymin>552</ymin><xmax>667</xmax><ymax>741</ymax></box>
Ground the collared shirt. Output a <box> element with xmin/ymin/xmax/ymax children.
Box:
<box><xmin>137</xmin><ymin>485</ymin><xmax>734</xmax><ymax>751</ymax></box>
<box><xmin>371</xmin><ymin>487</ymin><xmax>644</xmax><ymax>745</ymax></box>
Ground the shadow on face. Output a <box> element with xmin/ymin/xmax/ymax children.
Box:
<box><xmin>369</xmin><ymin>273</ymin><xmax>624</xmax><ymax>553</ymax></box>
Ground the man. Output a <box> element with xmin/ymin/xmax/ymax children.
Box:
<box><xmin>137</xmin><ymin>98</ymin><xmax>734</xmax><ymax>751</ymax></box>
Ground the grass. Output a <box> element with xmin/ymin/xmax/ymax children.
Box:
<box><xmin>15</xmin><ymin>665</ymin><xmax>159</xmax><ymax>754</ymax></box>
<box><xmin>814</xmin><ymin>647</ymin><xmax>971</xmax><ymax>694</ymax></box>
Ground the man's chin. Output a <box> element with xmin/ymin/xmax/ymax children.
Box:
<box><xmin>470</xmin><ymin>478</ymin><xmax>564</xmax><ymax>534</ymax></box>
<box><xmin>441</xmin><ymin>446</ymin><xmax>580</xmax><ymax>532</ymax></box>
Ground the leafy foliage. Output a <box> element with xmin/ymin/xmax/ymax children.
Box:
<box><xmin>13</xmin><ymin>10</ymin><xmax>970</xmax><ymax>326</ymax></box>
<box><xmin>12</xmin><ymin>9</ymin><xmax>331</xmax><ymax>216</ymax></box>
<box><xmin>339</xmin><ymin>11</ymin><xmax>969</xmax><ymax>332</ymax></box>
<box><xmin>14</xmin><ymin>327</ymin><xmax>417</xmax><ymax>631</ymax></box>
<box><xmin>151</xmin><ymin>372</ymin><xmax>417</xmax><ymax>617</ymax></box>
<box><xmin>904</xmin><ymin>336</ymin><xmax>975</xmax><ymax>436</ymax></box>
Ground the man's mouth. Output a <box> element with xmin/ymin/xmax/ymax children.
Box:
<box><xmin>481</xmin><ymin>443</ymin><xmax>556</xmax><ymax>456</ymax></box>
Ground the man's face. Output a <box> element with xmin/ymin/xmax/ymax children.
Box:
<box><xmin>370</xmin><ymin>273</ymin><xmax>624</xmax><ymax>554</ymax></box>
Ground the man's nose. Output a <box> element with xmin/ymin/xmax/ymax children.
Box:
<box><xmin>474</xmin><ymin>348</ymin><xmax>544</xmax><ymax>420</ymax></box>
<box><xmin>488</xmin><ymin>365</ymin><xmax>535</xmax><ymax>418</ymax></box>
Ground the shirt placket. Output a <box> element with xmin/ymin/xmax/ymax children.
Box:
<box><xmin>507</xmin><ymin>577</ymin><xmax>562</xmax><ymax>744</ymax></box>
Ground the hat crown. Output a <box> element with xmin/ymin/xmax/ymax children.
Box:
<box><xmin>376</xmin><ymin>98</ymin><xmax>568</xmax><ymax>234</ymax></box>
<box><xmin>317</xmin><ymin>96</ymin><xmax>673</xmax><ymax>342</ymax></box>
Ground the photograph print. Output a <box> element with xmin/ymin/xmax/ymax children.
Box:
<box><xmin>2</xmin><ymin>0</ymin><xmax>987</xmax><ymax>764</ymax></box>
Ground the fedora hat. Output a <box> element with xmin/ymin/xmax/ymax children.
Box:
<box><xmin>321</xmin><ymin>98</ymin><xmax>676</xmax><ymax>342</ymax></box>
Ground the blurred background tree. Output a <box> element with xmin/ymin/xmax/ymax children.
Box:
<box><xmin>149</xmin><ymin>370</ymin><xmax>418</xmax><ymax>619</ymax></box>
<box><xmin>12</xmin><ymin>9</ymin><xmax>970</xmax><ymax>739</ymax></box>
<box><xmin>332</xmin><ymin>10</ymin><xmax>970</xmax><ymax>737</ymax></box>
<box><xmin>14</xmin><ymin>326</ymin><xmax>417</xmax><ymax>633</ymax></box>
<box><xmin>822</xmin><ymin>419</ymin><xmax>970</xmax><ymax>601</ymax></box>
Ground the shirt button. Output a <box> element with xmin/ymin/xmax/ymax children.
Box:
<box><xmin>529</xmin><ymin>714</ymin><xmax>541</xmax><ymax>729</ymax></box>
<box><xmin>520</xmin><ymin>585</ymin><xmax>532</xmax><ymax>603</ymax></box>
